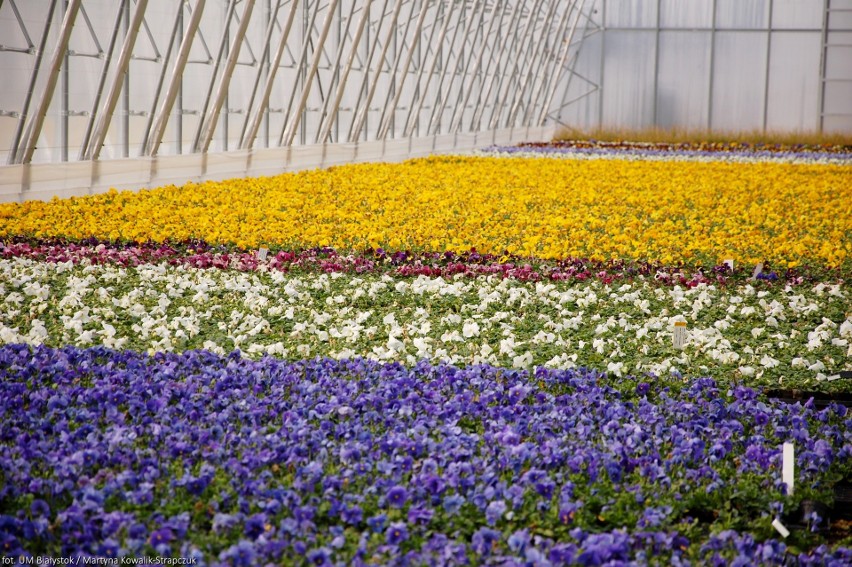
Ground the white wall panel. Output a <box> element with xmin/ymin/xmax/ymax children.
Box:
<box><xmin>656</xmin><ymin>31</ymin><xmax>711</xmax><ymax>129</ymax></box>
<box><xmin>710</xmin><ymin>32</ymin><xmax>768</xmax><ymax>131</ymax></box>
<box><xmin>604</xmin><ymin>0</ymin><xmax>657</xmax><ymax>28</ymax></box>
<box><xmin>659</xmin><ymin>0</ymin><xmax>713</xmax><ymax>29</ymax></box>
<box><xmin>558</xmin><ymin>28</ymin><xmax>603</xmax><ymax>130</ymax></box>
<box><xmin>772</xmin><ymin>0</ymin><xmax>824</xmax><ymax>29</ymax></box>
<box><xmin>767</xmin><ymin>32</ymin><xmax>821</xmax><ymax>131</ymax></box>
<box><xmin>1</xmin><ymin>0</ymin><xmax>850</xmax><ymax>177</ymax></box>
<box><xmin>825</xmin><ymin>46</ymin><xmax>852</xmax><ymax>79</ymax></box>
<box><xmin>715</xmin><ymin>0</ymin><xmax>769</xmax><ymax>30</ymax></box>
<box><xmin>601</xmin><ymin>30</ymin><xmax>656</xmax><ymax>128</ymax></box>
<box><xmin>829</xmin><ymin>9</ymin><xmax>852</xmax><ymax>30</ymax></box>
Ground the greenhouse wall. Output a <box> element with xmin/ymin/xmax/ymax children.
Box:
<box><xmin>0</xmin><ymin>0</ymin><xmax>850</xmax><ymax>202</ymax></box>
<box><xmin>559</xmin><ymin>0</ymin><xmax>852</xmax><ymax>134</ymax></box>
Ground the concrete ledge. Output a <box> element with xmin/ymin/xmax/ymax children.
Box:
<box><xmin>0</xmin><ymin>126</ymin><xmax>555</xmax><ymax>203</ymax></box>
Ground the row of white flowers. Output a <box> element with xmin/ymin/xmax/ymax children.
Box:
<box><xmin>1</xmin><ymin>257</ymin><xmax>849</xmax><ymax>386</ymax></box>
<box><xmin>476</xmin><ymin>148</ymin><xmax>852</xmax><ymax>165</ymax></box>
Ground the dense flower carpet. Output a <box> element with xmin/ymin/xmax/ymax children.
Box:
<box><xmin>0</xmin><ymin>144</ymin><xmax>850</xmax><ymax>564</ymax></box>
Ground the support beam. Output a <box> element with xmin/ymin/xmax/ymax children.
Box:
<box><xmin>469</xmin><ymin>1</ymin><xmax>523</xmax><ymax>131</ymax></box>
<box><xmin>14</xmin><ymin>0</ymin><xmax>81</xmax><ymax>164</ymax></box>
<box><xmin>521</xmin><ymin>0</ymin><xmax>573</xmax><ymax>126</ymax></box>
<box><xmin>282</xmin><ymin>0</ymin><xmax>341</xmax><ymax>146</ymax></box>
<box><xmin>275</xmin><ymin>0</ymin><xmax>322</xmax><ymax>146</ymax></box>
<box><xmin>439</xmin><ymin>0</ymin><xmax>490</xmax><ymax>134</ymax></box>
<box><xmin>449</xmin><ymin>0</ymin><xmax>502</xmax><ymax>134</ymax></box>
<box><xmin>241</xmin><ymin>0</ymin><xmax>301</xmax><ymax>149</ymax></box>
<box><xmin>506</xmin><ymin>0</ymin><xmax>562</xmax><ymax>127</ymax></box>
<box><xmin>78</xmin><ymin>0</ymin><xmax>127</xmax><ymax>161</ymax></box>
<box><xmin>426</xmin><ymin>0</ymin><xmax>482</xmax><ymax>136</ymax></box>
<box><xmin>144</xmin><ymin>0</ymin><xmax>206</xmax><ymax>157</ymax></box>
<box><xmin>193</xmin><ymin>0</ymin><xmax>238</xmax><ymax>153</ymax></box>
<box><xmin>140</xmin><ymin>2</ymin><xmax>184</xmax><ymax>154</ymax></box>
<box><xmin>347</xmin><ymin>0</ymin><xmax>393</xmax><ymax>142</ymax></box>
<box><xmin>538</xmin><ymin>0</ymin><xmax>588</xmax><ymax>126</ymax></box>
<box><xmin>197</xmin><ymin>0</ymin><xmax>256</xmax><ymax>153</ymax></box>
<box><xmin>402</xmin><ymin>0</ymin><xmax>456</xmax><ymax>137</ymax></box>
<box><xmin>376</xmin><ymin>0</ymin><xmax>430</xmax><ymax>139</ymax></box>
<box><xmin>488</xmin><ymin>0</ymin><xmax>545</xmax><ymax>131</ymax></box>
<box><xmin>348</xmin><ymin>0</ymin><xmax>405</xmax><ymax>142</ymax></box>
<box><xmin>315</xmin><ymin>0</ymin><xmax>372</xmax><ymax>144</ymax></box>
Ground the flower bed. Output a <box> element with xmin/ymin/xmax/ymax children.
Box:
<box><xmin>1</xmin><ymin>256</ymin><xmax>849</xmax><ymax>392</ymax></box>
<box><xmin>482</xmin><ymin>141</ymin><xmax>852</xmax><ymax>165</ymax></box>
<box><xmin>1</xmin><ymin>157</ymin><xmax>850</xmax><ymax>267</ymax></box>
<box><xmin>1</xmin><ymin>344</ymin><xmax>850</xmax><ymax>565</ymax></box>
<box><xmin>0</xmin><ymin>148</ymin><xmax>850</xmax><ymax>563</ymax></box>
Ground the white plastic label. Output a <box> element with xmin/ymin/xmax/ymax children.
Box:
<box><xmin>723</xmin><ymin>259</ymin><xmax>734</xmax><ymax>271</ymax></box>
<box><xmin>258</xmin><ymin>247</ymin><xmax>269</xmax><ymax>261</ymax></box>
<box><xmin>752</xmin><ymin>263</ymin><xmax>763</xmax><ymax>279</ymax></box>
<box><xmin>673</xmin><ymin>321</ymin><xmax>687</xmax><ymax>349</ymax></box>
<box><xmin>782</xmin><ymin>442</ymin><xmax>794</xmax><ymax>495</ymax></box>
<box><xmin>772</xmin><ymin>518</ymin><xmax>790</xmax><ymax>538</ymax></box>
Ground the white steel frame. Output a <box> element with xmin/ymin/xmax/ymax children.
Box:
<box><xmin>1</xmin><ymin>0</ymin><xmax>589</xmax><ymax>164</ymax></box>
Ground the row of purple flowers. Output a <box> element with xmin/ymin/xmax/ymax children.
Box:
<box><xmin>1</xmin><ymin>344</ymin><xmax>850</xmax><ymax>565</ymax></box>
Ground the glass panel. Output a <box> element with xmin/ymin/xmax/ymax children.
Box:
<box><xmin>601</xmin><ymin>30</ymin><xmax>656</xmax><ymax>128</ymax></box>
<box><xmin>772</xmin><ymin>0</ymin><xmax>824</xmax><ymax>30</ymax></box>
<box><xmin>716</xmin><ymin>0</ymin><xmax>770</xmax><ymax>30</ymax></box>
<box><xmin>604</xmin><ymin>0</ymin><xmax>658</xmax><ymax>29</ymax></box>
<box><xmin>557</xmin><ymin>31</ymin><xmax>603</xmax><ymax>131</ymax></box>
<box><xmin>659</xmin><ymin>0</ymin><xmax>714</xmax><ymax>29</ymax></box>
<box><xmin>828</xmin><ymin>10</ymin><xmax>852</xmax><ymax>30</ymax></box>
<box><xmin>825</xmin><ymin>46</ymin><xmax>852</xmax><ymax>78</ymax></box>
<box><xmin>823</xmin><ymin>81</ymin><xmax>852</xmax><ymax>116</ymax></box>
<box><xmin>656</xmin><ymin>31</ymin><xmax>711</xmax><ymax>128</ymax></box>
<box><xmin>711</xmin><ymin>32</ymin><xmax>768</xmax><ymax>131</ymax></box>
<box><xmin>823</xmin><ymin>115</ymin><xmax>852</xmax><ymax>133</ymax></box>
<box><xmin>766</xmin><ymin>32</ymin><xmax>821</xmax><ymax>131</ymax></box>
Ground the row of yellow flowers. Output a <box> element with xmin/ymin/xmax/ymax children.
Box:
<box><xmin>1</xmin><ymin>156</ymin><xmax>850</xmax><ymax>267</ymax></box>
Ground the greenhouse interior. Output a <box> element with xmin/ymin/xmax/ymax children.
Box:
<box><xmin>0</xmin><ymin>0</ymin><xmax>851</xmax><ymax>565</ymax></box>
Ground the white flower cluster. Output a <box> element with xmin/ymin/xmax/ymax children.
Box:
<box><xmin>474</xmin><ymin>149</ymin><xmax>852</xmax><ymax>166</ymax></box>
<box><xmin>1</xmin><ymin>257</ymin><xmax>849</xmax><ymax>386</ymax></box>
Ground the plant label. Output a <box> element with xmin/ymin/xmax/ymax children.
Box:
<box><xmin>782</xmin><ymin>442</ymin><xmax>794</xmax><ymax>495</ymax></box>
<box><xmin>672</xmin><ymin>321</ymin><xmax>687</xmax><ymax>349</ymax></box>
<box><xmin>723</xmin><ymin>259</ymin><xmax>734</xmax><ymax>271</ymax></box>
<box><xmin>258</xmin><ymin>247</ymin><xmax>269</xmax><ymax>261</ymax></box>
<box><xmin>752</xmin><ymin>263</ymin><xmax>763</xmax><ymax>279</ymax></box>
<box><xmin>771</xmin><ymin>518</ymin><xmax>790</xmax><ymax>538</ymax></box>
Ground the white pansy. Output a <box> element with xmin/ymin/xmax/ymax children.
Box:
<box><xmin>462</xmin><ymin>320</ymin><xmax>480</xmax><ymax>338</ymax></box>
<box><xmin>512</xmin><ymin>352</ymin><xmax>533</xmax><ymax>367</ymax></box>
<box><xmin>441</xmin><ymin>330</ymin><xmax>464</xmax><ymax>343</ymax></box>
<box><xmin>387</xmin><ymin>335</ymin><xmax>405</xmax><ymax>353</ymax></box>
<box><xmin>607</xmin><ymin>361</ymin><xmax>625</xmax><ymax>377</ymax></box>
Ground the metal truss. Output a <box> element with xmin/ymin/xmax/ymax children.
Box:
<box><xmin>0</xmin><ymin>0</ymin><xmax>590</xmax><ymax>164</ymax></box>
